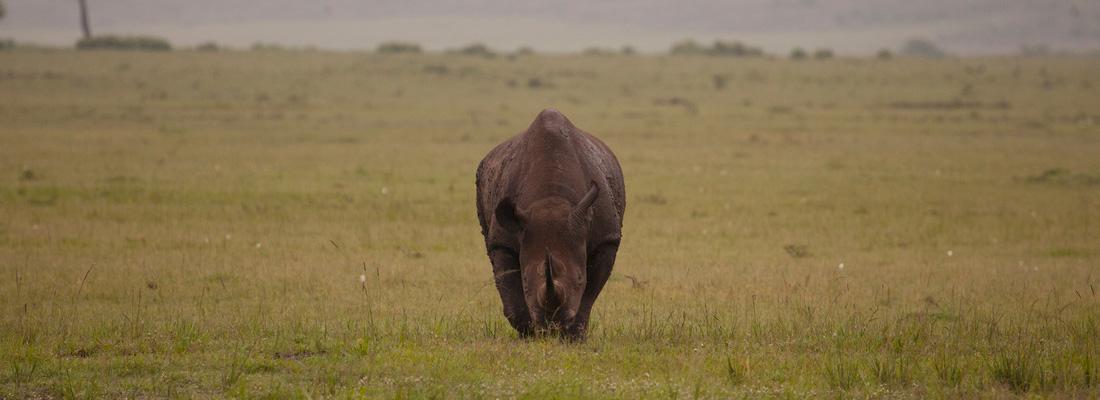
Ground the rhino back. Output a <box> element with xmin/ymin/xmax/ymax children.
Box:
<box><xmin>476</xmin><ymin>110</ymin><xmax>625</xmax><ymax>247</ymax></box>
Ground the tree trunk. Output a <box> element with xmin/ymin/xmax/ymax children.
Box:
<box><xmin>78</xmin><ymin>0</ymin><xmax>91</xmax><ymax>38</ymax></box>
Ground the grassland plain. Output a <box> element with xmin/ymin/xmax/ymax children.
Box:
<box><xmin>0</xmin><ymin>49</ymin><xmax>1098</xmax><ymax>398</ymax></box>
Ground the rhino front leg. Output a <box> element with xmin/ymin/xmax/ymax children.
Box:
<box><xmin>491</xmin><ymin>250</ymin><xmax>532</xmax><ymax>337</ymax></box>
<box><xmin>569</xmin><ymin>242</ymin><xmax>619</xmax><ymax>340</ymax></box>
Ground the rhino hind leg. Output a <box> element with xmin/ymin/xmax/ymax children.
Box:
<box><xmin>570</xmin><ymin>242</ymin><xmax>619</xmax><ymax>340</ymax></box>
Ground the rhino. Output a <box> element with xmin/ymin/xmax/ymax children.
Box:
<box><xmin>475</xmin><ymin>109</ymin><xmax>625</xmax><ymax>339</ymax></box>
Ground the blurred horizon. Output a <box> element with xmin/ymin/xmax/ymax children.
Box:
<box><xmin>2</xmin><ymin>0</ymin><xmax>1100</xmax><ymax>55</ymax></box>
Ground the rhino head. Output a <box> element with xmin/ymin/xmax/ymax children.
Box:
<box><xmin>494</xmin><ymin>183</ymin><xmax>599</xmax><ymax>336</ymax></box>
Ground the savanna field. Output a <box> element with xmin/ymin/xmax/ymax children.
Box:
<box><xmin>1</xmin><ymin>49</ymin><xmax>1099</xmax><ymax>398</ymax></box>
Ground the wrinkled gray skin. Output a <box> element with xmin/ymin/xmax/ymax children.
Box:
<box><xmin>476</xmin><ymin>109</ymin><xmax>625</xmax><ymax>340</ymax></box>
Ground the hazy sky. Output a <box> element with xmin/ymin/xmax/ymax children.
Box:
<box><xmin>2</xmin><ymin>0</ymin><xmax>1098</xmax><ymax>54</ymax></box>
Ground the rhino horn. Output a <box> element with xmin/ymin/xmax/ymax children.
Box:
<box><xmin>544</xmin><ymin>249</ymin><xmax>560</xmax><ymax>317</ymax></box>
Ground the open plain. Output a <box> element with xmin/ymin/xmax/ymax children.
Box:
<box><xmin>1</xmin><ymin>49</ymin><xmax>1099</xmax><ymax>398</ymax></box>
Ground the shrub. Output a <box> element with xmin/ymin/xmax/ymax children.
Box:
<box><xmin>712</xmin><ymin>74</ymin><xmax>727</xmax><ymax>89</ymax></box>
<box><xmin>1020</xmin><ymin>44</ymin><xmax>1051</xmax><ymax>57</ymax></box>
<box><xmin>514</xmin><ymin>46</ymin><xmax>535</xmax><ymax>56</ymax></box>
<box><xmin>250</xmin><ymin>42</ymin><xmax>284</xmax><ymax>51</ymax></box>
<box><xmin>376</xmin><ymin>41</ymin><xmax>422</xmax><ymax>54</ymax></box>
<box><xmin>455</xmin><ymin>43</ymin><xmax>496</xmax><ymax>58</ymax></box>
<box><xmin>0</xmin><ymin>38</ymin><xmax>14</xmax><ymax>51</ymax></box>
<box><xmin>423</xmin><ymin>64</ymin><xmax>448</xmax><ymax>74</ymax></box>
<box><xmin>76</xmin><ymin>35</ymin><xmax>172</xmax><ymax>51</ymax></box>
<box><xmin>582</xmin><ymin>47</ymin><xmax>615</xmax><ymax>56</ymax></box>
<box><xmin>876</xmin><ymin>48</ymin><xmax>893</xmax><ymax>60</ymax></box>
<box><xmin>790</xmin><ymin>47</ymin><xmax>807</xmax><ymax>60</ymax></box>
<box><xmin>709</xmin><ymin>40</ymin><xmax>764</xmax><ymax>57</ymax></box>
<box><xmin>813</xmin><ymin>48</ymin><xmax>834</xmax><ymax>59</ymax></box>
<box><xmin>620</xmin><ymin>45</ymin><xmax>636</xmax><ymax>55</ymax></box>
<box><xmin>900</xmin><ymin>38</ymin><xmax>947</xmax><ymax>58</ymax></box>
<box><xmin>195</xmin><ymin>41</ymin><xmax>220</xmax><ymax>52</ymax></box>
<box><xmin>527</xmin><ymin>77</ymin><xmax>549</xmax><ymax>88</ymax></box>
<box><xmin>670</xmin><ymin>39</ymin><xmax>764</xmax><ymax>57</ymax></box>
<box><xmin>669</xmin><ymin>39</ymin><xmax>705</xmax><ymax>55</ymax></box>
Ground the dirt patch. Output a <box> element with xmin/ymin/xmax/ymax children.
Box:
<box><xmin>273</xmin><ymin>349</ymin><xmax>325</xmax><ymax>361</ymax></box>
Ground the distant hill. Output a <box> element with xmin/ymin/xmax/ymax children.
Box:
<box><xmin>2</xmin><ymin>0</ymin><xmax>1098</xmax><ymax>54</ymax></box>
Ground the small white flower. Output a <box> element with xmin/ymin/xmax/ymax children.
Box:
<box><xmin>838</xmin><ymin>263</ymin><xmax>845</xmax><ymax>270</ymax></box>
<box><xmin>224</xmin><ymin>234</ymin><xmax>232</xmax><ymax>240</ymax></box>
<box><xmin>359</xmin><ymin>274</ymin><xmax>366</xmax><ymax>283</ymax></box>
<box><xmin>381</xmin><ymin>187</ymin><xmax>389</xmax><ymax>195</ymax></box>
<box><xmin>947</xmin><ymin>250</ymin><xmax>953</xmax><ymax>257</ymax></box>
<box><xmin>255</xmin><ymin>242</ymin><xmax>262</xmax><ymax>248</ymax></box>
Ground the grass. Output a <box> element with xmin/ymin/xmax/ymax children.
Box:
<box><xmin>0</xmin><ymin>48</ymin><xmax>1098</xmax><ymax>398</ymax></box>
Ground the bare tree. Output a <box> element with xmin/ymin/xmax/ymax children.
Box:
<box><xmin>78</xmin><ymin>0</ymin><xmax>92</xmax><ymax>38</ymax></box>
<box><xmin>1</xmin><ymin>0</ymin><xmax>7</xmax><ymax>21</ymax></box>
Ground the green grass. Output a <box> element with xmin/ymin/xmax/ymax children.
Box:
<box><xmin>0</xmin><ymin>48</ymin><xmax>1098</xmax><ymax>398</ymax></box>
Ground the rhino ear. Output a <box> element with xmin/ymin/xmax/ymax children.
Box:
<box><xmin>495</xmin><ymin>197</ymin><xmax>525</xmax><ymax>234</ymax></box>
<box><xmin>571</xmin><ymin>181</ymin><xmax>599</xmax><ymax>227</ymax></box>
